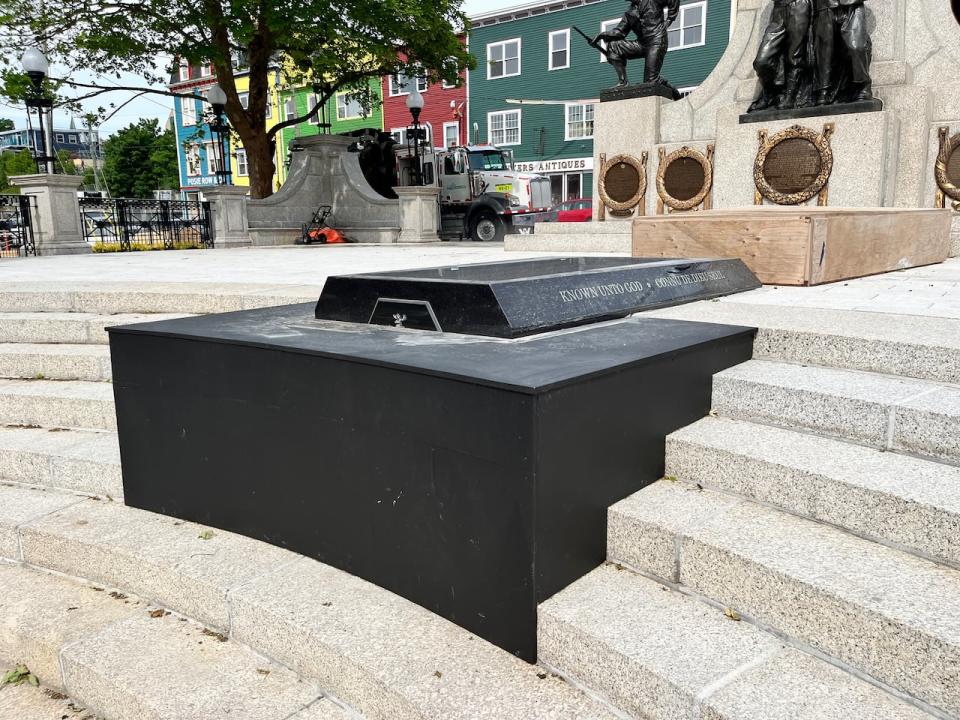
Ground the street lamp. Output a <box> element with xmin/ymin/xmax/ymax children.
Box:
<box><xmin>206</xmin><ymin>83</ymin><xmax>232</xmax><ymax>185</ymax></box>
<box><xmin>405</xmin><ymin>85</ymin><xmax>425</xmax><ymax>186</ymax></box>
<box><xmin>20</xmin><ymin>48</ymin><xmax>53</xmax><ymax>174</ymax></box>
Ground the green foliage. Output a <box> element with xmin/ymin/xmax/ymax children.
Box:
<box><xmin>0</xmin><ymin>119</ymin><xmax>13</xmax><ymax>131</ymax></box>
<box><xmin>0</xmin><ymin>149</ymin><xmax>39</xmax><ymax>192</ymax></box>
<box><xmin>101</xmin><ymin>119</ymin><xmax>178</xmax><ymax>198</ymax></box>
<box><xmin>1</xmin><ymin>664</ymin><xmax>39</xmax><ymax>687</ymax></box>
<box><xmin>92</xmin><ymin>240</ymin><xmax>204</xmax><ymax>252</ymax></box>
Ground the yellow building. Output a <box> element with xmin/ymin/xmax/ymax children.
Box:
<box><xmin>228</xmin><ymin>69</ymin><xmax>285</xmax><ymax>191</ymax></box>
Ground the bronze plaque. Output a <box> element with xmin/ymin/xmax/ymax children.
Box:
<box><xmin>604</xmin><ymin>162</ymin><xmax>641</xmax><ymax>204</ymax></box>
<box><xmin>663</xmin><ymin>157</ymin><xmax>705</xmax><ymax>201</ymax></box>
<box><xmin>948</xmin><ymin>145</ymin><xmax>960</xmax><ymax>186</ymax></box>
<box><xmin>762</xmin><ymin>137</ymin><xmax>822</xmax><ymax>194</ymax></box>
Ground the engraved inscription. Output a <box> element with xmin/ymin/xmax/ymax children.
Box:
<box><xmin>948</xmin><ymin>146</ymin><xmax>960</xmax><ymax>186</ymax></box>
<box><xmin>663</xmin><ymin>157</ymin><xmax>706</xmax><ymax>201</ymax></box>
<box><xmin>762</xmin><ymin>137</ymin><xmax>822</xmax><ymax>194</ymax></box>
<box><xmin>558</xmin><ymin>270</ymin><xmax>727</xmax><ymax>303</ymax></box>
<box><xmin>604</xmin><ymin>162</ymin><xmax>641</xmax><ymax>204</ymax></box>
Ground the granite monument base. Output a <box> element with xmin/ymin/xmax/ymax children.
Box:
<box><xmin>109</xmin><ymin>303</ymin><xmax>754</xmax><ymax>661</ymax></box>
<box><xmin>738</xmin><ymin>97</ymin><xmax>884</xmax><ymax>124</ymax></box>
<box><xmin>599</xmin><ymin>80</ymin><xmax>681</xmax><ymax>103</ymax></box>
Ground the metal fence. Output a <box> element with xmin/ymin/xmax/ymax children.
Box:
<box><xmin>0</xmin><ymin>194</ymin><xmax>37</xmax><ymax>258</ymax></box>
<box><xmin>79</xmin><ymin>198</ymin><xmax>213</xmax><ymax>251</ymax></box>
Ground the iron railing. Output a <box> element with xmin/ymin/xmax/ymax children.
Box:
<box><xmin>79</xmin><ymin>197</ymin><xmax>213</xmax><ymax>251</ymax></box>
<box><xmin>0</xmin><ymin>194</ymin><xmax>37</xmax><ymax>258</ymax></box>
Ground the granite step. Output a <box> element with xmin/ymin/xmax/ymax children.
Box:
<box><xmin>0</xmin><ymin>671</ymin><xmax>103</xmax><ymax>720</ymax></box>
<box><xmin>666</xmin><ymin>417</ymin><xmax>960</xmax><ymax>569</ymax></box>
<box><xmin>644</xmin><ymin>302</ymin><xmax>960</xmax><ymax>384</ymax></box>
<box><xmin>539</xmin><ymin>563</ymin><xmax>934</xmax><ymax>720</ymax></box>
<box><xmin>0</xmin><ymin>343</ymin><xmax>112</xmax><ymax>381</ymax></box>
<box><xmin>2</xmin><ymin>485</ymin><xmax>617</xmax><ymax>719</ymax></box>
<box><xmin>0</xmin><ymin>312</ymin><xmax>189</xmax><ymax>345</ymax></box>
<box><xmin>0</xmin><ymin>563</ymin><xmax>351</xmax><ymax>720</ymax></box>
<box><xmin>711</xmin><ymin>359</ymin><xmax>960</xmax><ymax>463</ymax></box>
<box><xmin>0</xmin><ymin>379</ymin><xmax>116</xmax><ymax>431</ymax></box>
<box><xmin>608</xmin><ymin>481</ymin><xmax>960</xmax><ymax>718</ymax></box>
<box><xmin>0</xmin><ymin>425</ymin><xmax>122</xmax><ymax>498</ymax></box>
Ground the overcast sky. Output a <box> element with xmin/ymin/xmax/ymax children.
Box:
<box><xmin>3</xmin><ymin>0</ymin><xmax>519</xmax><ymax>137</ymax></box>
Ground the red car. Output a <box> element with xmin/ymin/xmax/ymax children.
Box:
<box><xmin>551</xmin><ymin>197</ymin><xmax>592</xmax><ymax>222</ymax></box>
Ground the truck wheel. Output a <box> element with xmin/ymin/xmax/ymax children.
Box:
<box><xmin>469</xmin><ymin>212</ymin><xmax>504</xmax><ymax>242</ymax></box>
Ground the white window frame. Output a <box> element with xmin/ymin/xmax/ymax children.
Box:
<box><xmin>68</xmin><ymin>134</ymin><xmax>77</xmax><ymax>143</ymax></box>
<box><xmin>336</xmin><ymin>92</ymin><xmax>364</xmax><ymax>121</ymax></box>
<box><xmin>238</xmin><ymin>92</ymin><xmax>249</xmax><ymax>109</ymax></box>
<box><xmin>55</xmin><ymin>133</ymin><xmax>65</xmax><ymax>143</ymax></box>
<box><xmin>180</xmin><ymin>95</ymin><xmax>197</xmax><ymax>126</ymax></box>
<box><xmin>668</xmin><ymin>1</ymin><xmax>708</xmax><ymax>51</ymax></box>
<box><xmin>307</xmin><ymin>94</ymin><xmax>321</xmax><ymax>125</ymax></box>
<box><xmin>284</xmin><ymin>97</ymin><xmax>297</xmax><ymax>122</ymax></box>
<box><xmin>199</xmin><ymin>64</ymin><xmax>212</xmax><ymax>77</ymax></box>
<box><xmin>205</xmin><ymin>142</ymin><xmax>219</xmax><ymax>175</ymax></box>
<box><xmin>487</xmin><ymin>109</ymin><xmax>521</xmax><ymax>146</ymax></box>
<box><xmin>486</xmin><ymin>38</ymin><xmax>522</xmax><ymax>80</ymax></box>
<box><xmin>443</xmin><ymin>121</ymin><xmax>460</xmax><ymax>148</ymax></box>
<box><xmin>389</xmin><ymin>71</ymin><xmax>428</xmax><ymax>97</ymax></box>
<box><xmin>599</xmin><ymin>19</ymin><xmax>620</xmax><ymax>62</ymax></box>
<box><xmin>442</xmin><ymin>76</ymin><xmax>459</xmax><ymax>89</ymax></box>
<box><xmin>265</xmin><ymin>99</ymin><xmax>273</xmax><ymax>119</ymax></box>
<box><xmin>178</xmin><ymin>59</ymin><xmax>190</xmax><ymax>81</ymax></box>
<box><xmin>390</xmin><ymin>127</ymin><xmax>407</xmax><ymax>144</ymax></box>
<box><xmin>548</xmin><ymin>29</ymin><xmax>570</xmax><ymax>71</ymax></box>
<box><xmin>235</xmin><ymin>148</ymin><xmax>249</xmax><ymax>177</ymax></box>
<box><xmin>564</xmin><ymin>102</ymin><xmax>594</xmax><ymax>141</ymax></box>
<box><xmin>185</xmin><ymin>144</ymin><xmax>201</xmax><ymax>177</ymax></box>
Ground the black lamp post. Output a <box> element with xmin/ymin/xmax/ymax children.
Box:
<box><xmin>20</xmin><ymin>48</ymin><xmax>53</xmax><ymax>174</ymax></box>
<box><xmin>405</xmin><ymin>85</ymin><xmax>425</xmax><ymax>186</ymax></box>
<box><xmin>207</xmin><ymin>83</ymin><xmax>232</xmax><ymax>185</ymax></box>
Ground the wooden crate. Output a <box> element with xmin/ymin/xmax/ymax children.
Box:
<box><xmin>632</xmin><ymin>207</ymin><xmax>952</xmax><ymax>285</ymax></box>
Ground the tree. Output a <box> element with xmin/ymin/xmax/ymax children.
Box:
<box><xmin>0</xmin><ymin>119</ymin><xmax>13</xmax><ymax>131</ymax></box>
<box><xmin>101</xmin><ymin>119</ymin><xmax>178</xmax><ymax>198</ymax></box>
<box><xmin>1</xmin><ymin>0</ymin><xmax>471</xmax><ymax>199</ymax></box>
<box><xmin>0</xmin><ymin>149</ymin><xmax>40</xmax><ymax>191</ymax></box>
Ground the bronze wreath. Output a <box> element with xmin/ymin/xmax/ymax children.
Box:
<box><xmin>656</xmin><ymin>145</ymin><xmax>713</xmax><ymax>211</ymax></box>
<box><xmin>754</xmin><ymin>124</ymin><xmax>834</xmax><ymax>205</ymax></box>
<box><xmin>598</xmin><ymin>153</ymin><xmax>647</xmax><ymax>212</ymax></box>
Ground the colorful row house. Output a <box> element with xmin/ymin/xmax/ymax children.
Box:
<box><xmin>167</xmin><ymin>0</ymin><xmax>733</xmax><ymax>203</ymax></box>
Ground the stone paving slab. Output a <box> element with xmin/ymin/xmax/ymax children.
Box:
<box><xmin>611</xmin><ymin>480</ymin><xmax>960</xmax><ymax>717</ymax></box>
<box><xmin>229</xmin><ymin>556</ymin><xmax>618</xmax><ymax>720</ymax></box>
<box><xmin>0</xmin><ymin>313</ymin><xmax>191</xmax><ymax>344</ymax></box>
<box><xmin>0</xmin><ymin>674</ymin><xmax>102</xmax><ymax>719</ymax></box>
<box><xmin>0</xmin><ymin>343</ymin><xmax>112</xmax><ymax>381</ymax></box>
<box><xmin>0</xmin><ymin>379</ymin><xmax>117</xmax><ymax>430</ymax></box>
<box><xmin>0</xmin><ymin>426</ymin><xmax>121</xmax><ymax>497</ymax></box>
<box><xmin>668</xmin><ymin>417</ymin><xmax>960</xmax><ymax>567</ymax></box>
<box><xmin>0</xmin><ymin>563</ymin><xmax>142</xmax><ymax>689</ymax></box>
<box><xmin>18</xmin><ymin>498</ymin><xmax>292</xmax><ymax>631</ymax></box>
<box><xmin>61</xmin><ymin>611</ymin><xmax>323</xmax><ymax>720</ymax></box>
<box><xmin>895</xmin><ymin>387</ymin><xmax>960</xmax><ymax>463</ymax></box>
<box><xmin>0</xmin><ymin>484</ymin><xmax>83</xmax><ymax>560</ymax></box>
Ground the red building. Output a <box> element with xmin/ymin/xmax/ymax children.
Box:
<box><xmin>381</xmin><ymin>61</ymin><xmax>467</xmax><ymax>151</ymax></box>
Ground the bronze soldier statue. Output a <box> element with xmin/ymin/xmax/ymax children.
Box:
<box><xmin>812</xmin><ymin>0</ymin><xmax>873</xmax><ymax>104</ymax></box>
<box><xmin>749</xmin><ymin>0</ymin><xmax>812</xmax><ymax>111</ymax></box>
<box><xmin>592</xmin><ymin>0</ymin><xmax>680</xmax><ymax>86</ymax></box>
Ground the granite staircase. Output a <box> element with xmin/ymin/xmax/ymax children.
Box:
<box><xmin>539</xmin><ymin>302</ymin><xmax>960</xmax><ymax>719</ymax></box>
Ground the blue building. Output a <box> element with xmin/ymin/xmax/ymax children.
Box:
<box><xmin>168</xmin><ymin>61</ymin><xmax>229</xmax><ymax>198</ymax></box>
<box><xmin>0</xmin><ymin>124</ymin><xmax>101</xmax><ymax>166</ymax></box>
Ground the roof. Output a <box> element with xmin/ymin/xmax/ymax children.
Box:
<box><xmin>469</xmin><ymin>0</ymin><xmax>606</xmax><ymax>27</ymax></box>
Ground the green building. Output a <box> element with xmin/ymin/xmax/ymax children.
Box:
<box><xmin>276</xmin><ymin>79</ymin><xmax>384</xmax><ymax>185</ymax></box>
<box><xmin>467</xmin><ymin>0</ymin><xmax>735</xmax><ymax>205</ymax></box>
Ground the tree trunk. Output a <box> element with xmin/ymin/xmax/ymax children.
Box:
<box><xmin>244</xmin><ymin>130</ymin><xmax>276</xmax><ymax>199</ymax></box>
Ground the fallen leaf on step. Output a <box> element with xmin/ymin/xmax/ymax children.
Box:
<box><xmin>724</xmin><ymin>607</ymin><xmax>741</xmax><ymax>621</ymax></box>
<box><xmin>198</xmin><ymin>530</ymin><xmax>215</xmax><ymax>540</ymax></box>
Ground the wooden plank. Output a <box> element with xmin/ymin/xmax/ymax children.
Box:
<box><xmin>633</xmin><ymin>216</ymin><xmax>812</xmax><ymax>285</ymax></box>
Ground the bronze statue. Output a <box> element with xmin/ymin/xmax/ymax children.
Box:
<box><xmin>591</xmin><ymin>0</ymin><xmax>680</xmax><ymax>86</ymax></box>
<box><xmin>746</xmin><ymin>0</ymin><xmax>878</xmax><ymax>113</ymax></box>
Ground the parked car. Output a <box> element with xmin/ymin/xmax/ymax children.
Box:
<box><xmin>539</xmin><ymin>198</ymin><xmax>592</xmax><ymax>223</ymax></box>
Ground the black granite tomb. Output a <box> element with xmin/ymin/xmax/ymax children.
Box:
<box><xmin>316</xmin><ymin>256</ymin><xmax>761</xmax><ymax>338</ymax></box>
<box><xmin>109</xmin><ymin>257</ymin><xmax>758</xmax><ymax>662</ymax></box>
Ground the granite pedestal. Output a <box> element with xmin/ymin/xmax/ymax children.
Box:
<box><xmin>109</xmin><ymin>258</ymin><xmax>758</xmax><ymax>661</ymax></box>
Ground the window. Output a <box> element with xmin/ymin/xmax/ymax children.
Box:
<box><xmin>391</xmin><ymin>126</ymin><xmax>432</xmax><ymax>145</ymax></box>
<box><xmin>599</xmin><ymin>19</ymin><xmax>619</xmax><ymax>62</ymax></box>
<box><xmin>565</xmin><ymin>103</ymin><xmax>594</xmax><ymax>140</ymax></box>
<box><xmin>55</xmin><ymin>134</ymin><xmax>65</xmax><ymax>143</ymax></box>
<box><xmin>284</xmin><ymin>98</ymin><xmax>296</xmax><ymax>121</ymax></box>
<box><xmin>265</xmin><ymin>99</ymin><xmax>273</xmax><ymax>119</ymax></box>
<box><xmin>307</xmin><ymin>95</ymin><xmax>321</xmax><ymax>125</ymax></box>
<box><xmin>389</xmin><ymin>71</ymin><xmax>427</xmax><ymax>96</ymax></box>
<box><xmin>186</xmin><ymin>144</ymin><xmax>201</xmax><ymax>177</ymax></box>
<box><xmin>488</xmin><ymin>109</ymin><xmax>520</xmax><ymax>146</ymax></box>
<box><xmin>181</xmin><ymin>95</ymin><xmax>197</xmax><ymax>126</ymax></box>
<box><xmin>68</xmin><ymin>134</ymin><xmax>77</xmax><ymax>143</ymax></box>
<box><xmin>205</xmin><ymin>143</ymin><xmax>219</xmax><ymax>175</ymax></box>
<box><xmin>238</xmin><ymin>92</ymin><xmax>249</xmax><ymax>109</ymax></box>
<box><xmin>199</xmin><ymin>65</ymin><xmax>212</xmax><ymax>77</ymax></box>
<box><xmin>235</xmin><ymin>148</ymin><xmax>248</xmax><ymax>177</ymax></box>
<box><xmin>487</xmin><ymin>38</ymin><xmax>521</xmax><ymax>79</ymax></box>
<box><xmin>443</xmin><ymin>122</ymin><xmax>459</xmax><ymax>148</ymax></box>
<box><xmin>549</xmin><ymin>30</ymin><xmax>570</xmax><ymax>70</ymax></box>
<box><xmin>668</xmin><ymin>2</ymin><xmax>707</xmax><ymax>50</ymax></box>
<box><xmin>178</xmin><ymin>60</ymin><xmax>190</xmax><ymax>82</ymax></box>
<box><xmin>336</xmin><ymin>92</ymin><xmax>365</xmax><ymax>120</ymax></box>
